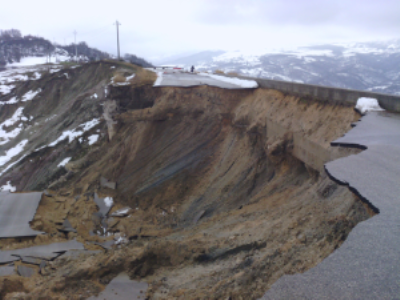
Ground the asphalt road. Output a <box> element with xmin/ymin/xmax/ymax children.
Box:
<box><xmin>0</xmin><ymin>191</ymin><xmax>43</xmax><ymax>238</ymax></box>
<box><xmin>155</xmin><ymin>72</ymin><xmax>257</xmax><ymax>89</ymax></box>
<box><xmin>261</xmin><ymin>111</ymin><xmax>400</xmax><ymax>300</ymax></box>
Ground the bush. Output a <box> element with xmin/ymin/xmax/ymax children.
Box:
<box><xmin>113</xmin><ymin>73</ymin><xmax>126</xmax><ymax>83</ymax></box>
<box><xmin>214</xmin><ymin>69</ymin><xmax>225</xmax><ymax>74</ymax></box>
<box><xmin>227</xmin><ymin>72</ymin><xmax>239</xmax><ymax>77</ymax></box>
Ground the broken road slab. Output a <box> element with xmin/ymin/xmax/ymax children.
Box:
<box><xmin>0</xmin><ymin>240</ymin><xmax>85</xmax><ymax>264</ymax></box>
<box><xmin>0</xmin><ymin>265</ymin><xmax>15</xmax><ymax>276</ymax></box>
<box><xmin>86</xmin><ymin>272</ymin><xmax>148</xmax><ymax>300</ymax></box>
<box><xmin>17</xmin><ymin>265</ymin><xmax>36</xmax><ymax>277</ymax></box>
<box><xmin>0</xmin><ymin>191</ymin><xmax>44</xmax><ymax>238</ymax></box>
<box><xmin>100</xmin><ymin>176</ymin><xmax>117</xmax><ymax>190</ymax></box>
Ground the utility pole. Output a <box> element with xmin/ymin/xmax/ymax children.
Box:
<box><xmin>73</xmin><ymin>30</ymin><xmax>77</xmax><ymax>62</ymax></box>
<box><xmin>53</xmin><ymin>38</ymin><xmax>57</xmax><ymax>63</ymax></box>
<box><xmin>114</xmin><ymin>20</ymin><xmax>121</xmax><ymax>60</ymax></box>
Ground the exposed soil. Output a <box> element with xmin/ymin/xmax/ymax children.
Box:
<box><xmin>0</xmin><ymin>62</ymin><xmax>373</xmax><ymax>299</ymax></box>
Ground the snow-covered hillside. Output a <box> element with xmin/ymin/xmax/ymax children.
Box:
<box><xmin>159</xmin><ymin>40</ymin><xmax>400</xmax><ymax>95</ymax></box>
<box><xmin>0</xmin><ymin>29</ymin><xmax>109</xmax><ymax>67</ymax></box>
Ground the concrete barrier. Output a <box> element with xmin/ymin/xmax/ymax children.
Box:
<box><xmin>232</xmin><ymin>75</ymin><xmax>400</xmax><ymax>112</ymax></box>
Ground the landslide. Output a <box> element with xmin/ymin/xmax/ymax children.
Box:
<box><xmin>0</xmin><ymin>62</ymin><xmax>372</xmax><ymax>300</ymax></box>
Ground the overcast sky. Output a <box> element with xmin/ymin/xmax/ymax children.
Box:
<box><xmin>1</xmin><ymin>0</ymin><xmax>400</xmax><ymax>62</ymax></box>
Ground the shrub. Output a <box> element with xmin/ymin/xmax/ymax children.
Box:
<box><xmin>214</xmin><ymin>69</ymin><xmax>225</xmax><ymax>74</ymax></box>
<box><xmin>113</xmin><ymin>73</ymin><xmax>126</xmax><ymax>83</ymax></box>
<box><xmin>227</xmin><ymin>72</ymin><xmax>239</xmax><ymax>76</ymax></box>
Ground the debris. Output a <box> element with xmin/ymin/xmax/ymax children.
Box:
<box><xmin>114</xmin><ymin>235</ymin><xmax>128</xmax><ymax>245</ymax></box>
<box><xmin>58</xmin><ymin>219</ymin><xmax>77</xmax><ymax>233</ymax></box>
<box><xmin>193</xmin><ymin>210</ymin><xmax>206</xmax><ymax>225</ymax></box>
<box><xmin>0</xmin><ymin>240</ymin><xmax>85</xmax><ymax>264</ymax></box>
<box><xmin>17</xmin><ymin>265</ymin><xmax>36</xmax><ymax>277</ymax></box>
<box><xmin>86</xmin><ymin>272</ymin><xmax>148</xmax><ymax>300</ymax></box>
<box><xmin>39</xmin><ymin>260</ymin><xmax>47</xmax><ymax>275</ymax></box>
<box><xmin>93</xmin><ymin>193</ymin><xmax>113</xmax><ymax>216</ymax></box>
<box><xmin>100</xmin><ymin>176</ymin><xmax>116</xmax><ymax>190</ymax></box>
<box><xmin>18</xmin><ymin>256</ymin><xmax>43</xmax><ymax>265</ymax></box>
<box><xmin>110</xmin><ymin>207</ymin><xmax>131</xmax><ymax>217</ymax></box>
<box><xmin>106</xmin><ymin>217</ymin><xmax>119</xmax><ymax>228</ymax></box>
<box><xmin>93</xmin><ymin>240</ymin><xmax>115</xmax><ymax>250</ymax></box>
<box><xmin>0</xmin><ymin>265</ymin><xmax>15</xmax><ymax>276</ymax></box>
<box><xmin>44</xmin><ymin>190</ymin><xmax>53</xmax><ymax>197</ymax></box>
<box><xmin>60</xmin><ymin>250</ymin><xmax>102</xmax><ymax>258</ymax></box>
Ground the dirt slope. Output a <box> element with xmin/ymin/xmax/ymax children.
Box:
<box><xmin>0</xmin><ymin>62</ymin><xmax>372</xmax><ymax>299</ymax></box>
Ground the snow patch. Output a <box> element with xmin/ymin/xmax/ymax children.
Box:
<box><xmin>0</xmin><ymin>107</ymin><xmax>27</xmax><ymax>145</ymax></box>
<box><xmin>104</xmin><ymin>197</ymin><xmax>113</xmax><ymax>207</ymax></box>
<box><xmin>57</xmin><ymin>157</ymin><xmax>72</xmax><ymax>167</ymax></box>
<box><xmin>199</xmin><ymin>73</ymin><xmax>258</xmax><ymax>88</ymax></box>
<box><xmin>91</xmin><ymin>93</ymin><xmax>98</xmax><ymax>99</ymax></box>
<box><xmin>45</xmin><ymin>114</ymin><xmax>57</xmax><ymax>122</ymax></box>
<box><xmin>0</xmin><ymin>139</ymin><xmax>28</xmax><ymax>168</ymax></box>
<box><xmin>355</xmin><ymin>97</ymin><xmax>384</xmax><ymax>114</ymax></box>
<box><xmin>0</xmin><ymin>84</ymin><xmax>15</xmax><ymax>95</ymax></box>
<box><xmin>153</xmin><ymin>72</ymin><xmax>163</xmax><ymax>86</ymax></box>
<box><xmin>48</xmin><ymin>118</ymin><xmax>100</xmax><ymax>147</ymax></box>
<box><xmin>0</xmin><ymin>181</ymin><xmax>16</xmax><ymax>192</ymax></box>
<box><xmin>0</xmin><ymin>97</ymin><xmax>19</xmax><ymax>105</ymax></box>
<box><xmin>21</xmin><ymin>89</ymin><xmax>41</xmax><ymax>102</ymax></box>
<box><xmin>32</xmin><ymin>72</ymin><xmax>42</xmax><ymax>80</ymax></box>
<box><xmin>125</xmin><ymin>74</ymin><xmax>135</xmax><ymax>81</ymax></box>
<box><xmin>88</xmin><ymin>134</ymin><xmax>99</xmax><ymax>145</ymax></box>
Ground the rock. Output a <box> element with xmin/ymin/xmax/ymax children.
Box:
<box><xmin>67</xmin><ymin>232</ymin><xmax>78</xmax><ymax>239</ymax></box>
<box><xmin>193</xmin><ymin>210</ymin><xmax>206</xmax><ymax>224</ymax></box>
<box><xmin>110</xmin><ymin>207</ymin><xmax>131</xmax><ymax>217</ymax></box>
<box><xmin>100</xmin><ymin>176</ymin><xmax>117</xmax><ymax>190</ymax></box>
<box><xmin>44</xmin><ymin>190</ymin><xmax>53</xmax><ymax>197</ymax></box>
<box><xmin>17</xmin><ymin>265</ymin><xmax>36</xmax><ymax>277</ymax></box>
<box><xmin>107</xmin><ymin>218</ymin><xmax>120</xmax><ymax>228</ymax></box>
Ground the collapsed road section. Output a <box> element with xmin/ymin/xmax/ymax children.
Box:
<box><xmin>0</xmin><ymin>61</ymin><xmax>380</xmax><ymax>299</ymax></box>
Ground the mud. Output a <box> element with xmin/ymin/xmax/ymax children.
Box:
<box><xmin>0</xmin><ymin>62</ymin><xmax>372</xmax><ymax>299</ymax></box>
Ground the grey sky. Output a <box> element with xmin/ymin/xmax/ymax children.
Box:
<box><xmin>1</xmin><ymin>0</ymin><xmax>400</xmax><ymax>62</ymax></box>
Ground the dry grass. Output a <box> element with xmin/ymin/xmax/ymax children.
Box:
<box><xmin>214</xmin><ymin>69</ymin><xmax>225</xmax><ymax>74</ymax></box>
<box><xmin>112</xmin><ymin>73</ymin><xmax>126</xmax><ymax>83</ymax></box>
<box><xmin>131</xmin><ymin>68</ymin><xmax>157</xmax><ymax>86</ymax></box>
<box><xmin>227</xmin><ymin>71</ymin><xmax>239</xmax><ymax>76</ymax></box>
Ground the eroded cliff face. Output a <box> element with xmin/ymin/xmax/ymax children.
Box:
<box><xmin>0</xmin><ymin>62</ymin><xmax>371</xmax><ymax>299</ymax></box>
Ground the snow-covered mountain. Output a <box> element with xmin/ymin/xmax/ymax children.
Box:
<box><xmin>159</xmin><ymin>40</ymin><xmax>400</xmax><ymax>95</ymax></box>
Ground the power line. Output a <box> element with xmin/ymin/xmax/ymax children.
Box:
<box><xmin>113</xmin><ymin>20</ymin><xmax>121</xmax><ymax>60</ymax></box>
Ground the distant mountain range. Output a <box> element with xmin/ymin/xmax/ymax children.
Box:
<box><xmin>158</xmin><ymin>40</ymin><xmax>400</xmax><ymax>96</ymax></box>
